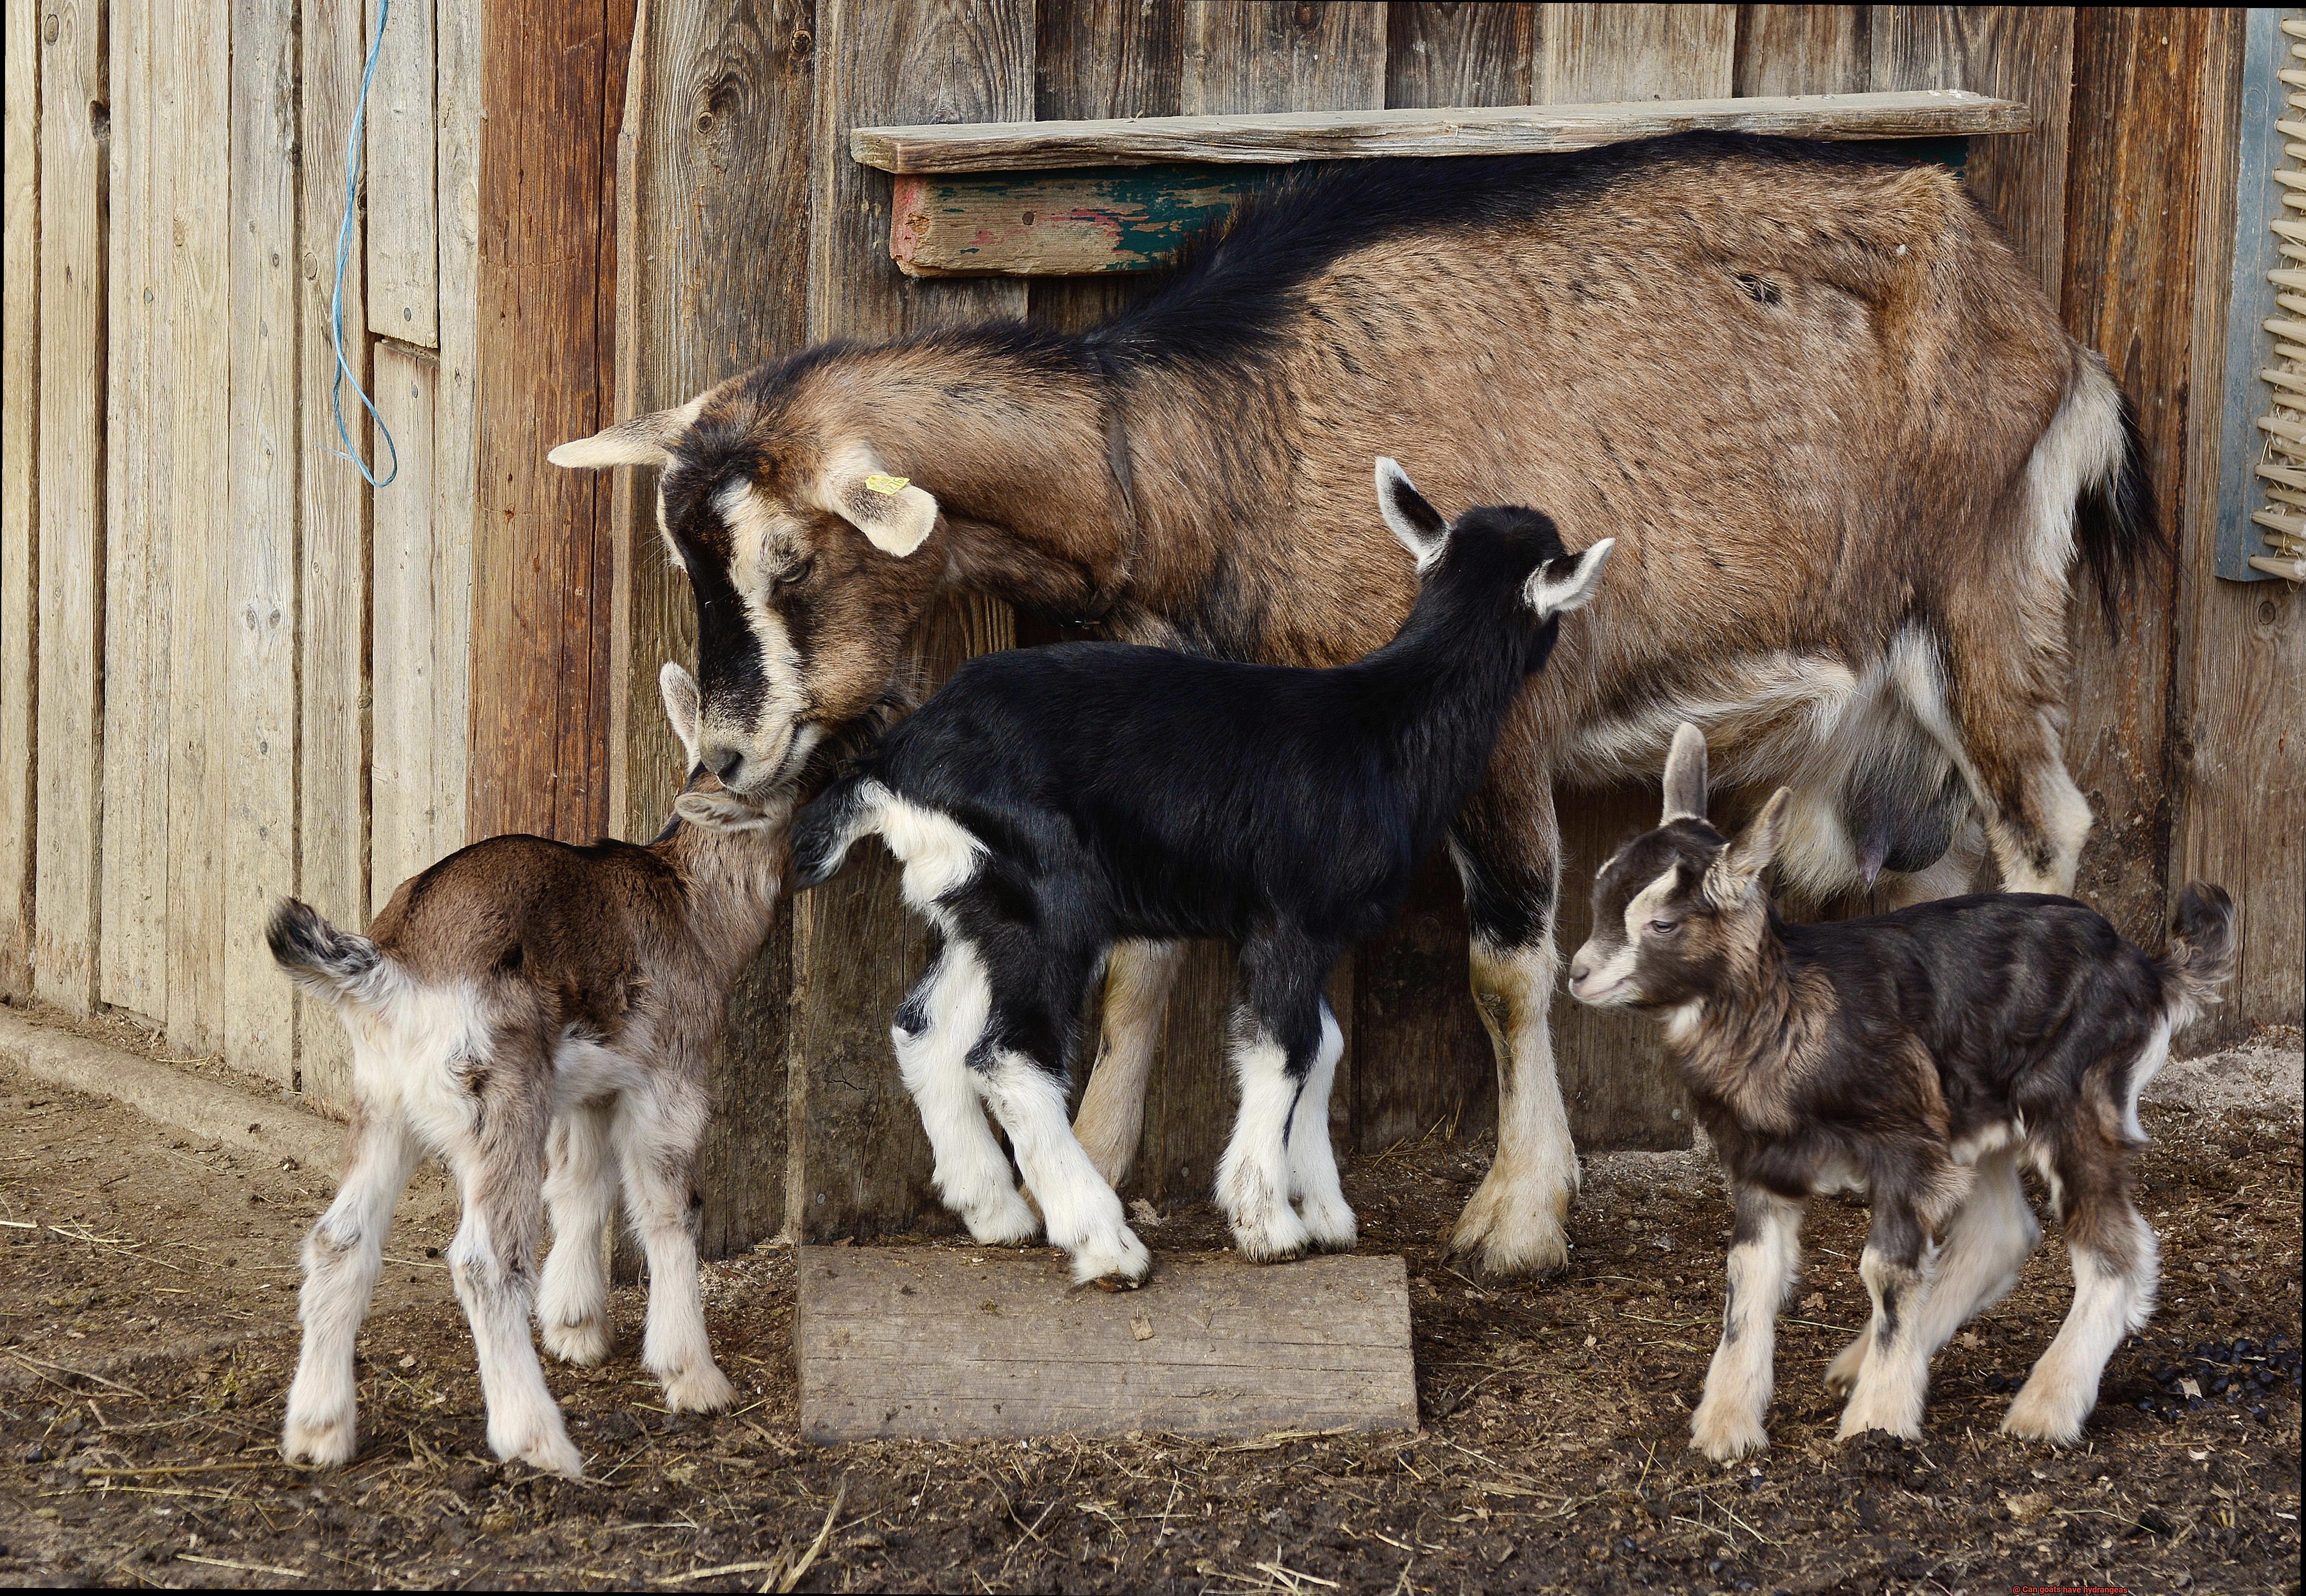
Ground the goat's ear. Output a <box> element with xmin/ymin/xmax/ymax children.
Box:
<box><xmin>1710</xmin><ymin>786</ymin><xmax>1793</xmax><ymax>899</ymax></box>
<box><xmin>675</xmin><ymin>788</ymin><xmax>783</xmax><ymax>833</ymax></box>
<box><xmin>548</xmin><ymin>394</ymin><xmax>706</xmax><ymax>470</ymax></box>
<box><xmin>814</xmin><ymin>443</ymin><xmax>939</xmax><ymax>558</ymax></box>
<box><xmin>1662</xmin><ymin>722</ymin><xmax>1708</xmax><ymax>823</ymax></box>
<box><xmin>658</xmin><ymin>662</ymin><xmax>702</xmax><ymax>769</ymax></box>
<box><xmin>1375</xmin><ymin>457</ymin><xmax>1448</xmax><ymax>572</ymax></box>
<box><xmin>1523</xmin><ymin>536</ymin><xmax>1615</xmax><ymax>618</ymax></box>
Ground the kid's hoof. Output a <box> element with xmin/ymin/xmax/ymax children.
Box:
<box><xmin>281</xmin><ymin>1411</ymin><xmax>357</xmax><ymax>1469</ymax></box>
<box><xmin>662</xmin><ymin>1364</ymin><xmax>740</xmax><ymax>1415</ymax></box>
<box><xmin>1824</xmin><ymin>1336</ymin><xmax>1868</xmax><ymax>1398</ymax></box>
<box><xmin>962</xmin><ymin>1188</ymin><xmax>1041</xmax><ymax>1247</ymax></box>
<box><xmin>2000</xmin><ymin>1385</ymin><xmax>2087</xmax><ymax>1446</ymax></box>
<box><xmin>501</xmin><ymin>1429</ymin><xmax>585</xmax><ymax>1480</ymax></box>
<box><xmin>542</xmin><ymin>1316</ymin><xmax>613</xmax><ymax>1367</ymax></box>
<box><xmin>1068</xmin><ymin>1225</ymin><xmax>1152</xmax><ymax>1289</ymax></box>
<box><xmin>1689</xmin><ymin>1407</ymin><xmax>1769</xmax><ymax>1463</ymax></box>
<box><xmin>1296</xmin><ymin>1195</ymin><xmax>1359</xmax><ymax>1254</ymax></box>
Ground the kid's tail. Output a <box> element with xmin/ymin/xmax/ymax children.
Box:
<box><xmin>790</xmin><ymin>774</ymin><xmax>880</xmax><ymax>891</ymax></box>
<box><xmin>2158</xmin><ymin>882</ymin><xmax>2237</xmax><ymax>1028</ymax></box>
<box><xmin>266</xmin><ymin>898</ymin><xmax>389</xmax><ymax>1006</ymax></box>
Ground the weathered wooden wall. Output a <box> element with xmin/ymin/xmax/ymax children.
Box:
<box><xmin>1</xmin><ymin>5</ymin><xmax>2294</xmax><ymax>1247</ymax></box>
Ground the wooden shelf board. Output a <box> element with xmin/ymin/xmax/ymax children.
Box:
<box><xmin>852</xmin><ymin>89</ymin><xmax>2030</xmax><ymax>175</ymax></box>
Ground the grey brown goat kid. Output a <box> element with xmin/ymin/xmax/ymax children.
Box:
<box><xmin>269</xmin><ymin>666</ymin><xmax>779</xmax><ymax>1477</ymax></box>
<box><xmin>1569</xmin><ymin>725</ymin><xmax>2235</xmax><ymax>1459</ymax></box>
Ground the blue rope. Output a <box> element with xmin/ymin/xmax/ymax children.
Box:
<box><xmin>329</xmin><ymin>0</ymin><xmax>397</xmax><ymax>488</ymax></box>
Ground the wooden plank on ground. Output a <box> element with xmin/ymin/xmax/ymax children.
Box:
<box><xmin>296</xmin><ymin>0</ymin><xmax>376</xmax><ymax>1108</ymax></box>
<box><xmin>161</xmin><ymin>0</ymin><xmax>232</xmax><ymax>1057</ymax></box>
<box><xmin>33</xmin><ymin>0</ymin><xmax>105</xmax><ymax>1016</ymax></box>
<box><xmin>369</xmin><ymin>344</ymin><xmax>447</xmax><ymax>904</ymax></box>
<box><xmin>849</xmin><ymin>87</ymin><xmax>2022</xmax><ymax>171</ymax></box>
<box><xmin>2173</xmin><ymin>11</ymin><xmax>2305</xmax><ymax>1042</ymax></box>
<box><xmin>615</xmin><ymin>0</ymin><xmax>814</xmax><ymax>1260</ymax></box>
<box><xmin>787</xmin><ymin>0</ymin><xmax>1031</xmax><ymax>1243</ymax></box>
<box><xmin>365</xmin><ymin>0</ymin><xmax>439</xmax><ymax>346</ymax></box>
<box><xmin>99</xmin><ymin>0</ymin><xmax>167</xmax><ymax>1026</ymax></box>
<box><xmin>2056</xmin><ymin>8</ymin><xmax>2213</xmax><ymax>951</ymax></box>
<box><xmin>468</xmin><ymin>0</ymin><xmax>622</xmax><ymax>845</ymax></box>
<box><xmin>224</xmin><ymin>0</ymin><xmax>301</xmax><ymax>1083</ymax></box>
<box><xmin>1</xmin><ymin>0</ymin><xmax>40</xmax><ymax>999</ymax></box>
<box><xmin>795</xmin><ymin>1247</ymin><xmax>1416</xmax><ymax>1442</ymax></box>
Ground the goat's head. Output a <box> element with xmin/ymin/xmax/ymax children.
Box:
<box><xmin>1374</xmin><ymin>457</ymin><xmax>1614</xmax><ymax>661</ymax></box>
<box><xmin>551</xmin><ymin>377</ymin><xmax>950</xmax><ymax>799</ymax></box>
<box><xmin>1568</xmin><ymin>723</ymin><xmax>1792</xmax><ymax>1009</ymax></box>
<box><xmin>656</xmin><ymin>661</ymin><xmax>786</xmax><ymax>833</ymax></box>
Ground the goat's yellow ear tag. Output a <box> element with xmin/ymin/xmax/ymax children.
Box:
<box><xmin>864</xmin><ymin>473</ymin><xmax>910</xmax><ymax>495</ymax></box>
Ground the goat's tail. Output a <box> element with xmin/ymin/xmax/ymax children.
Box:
<box><xmin>790</xmin><ymin>774</ymin><xmax>881</xmax><ymax>891</ymax></box>
<box><xmin>2156</xmin><ymin>882</ymin><xmax>2238</xmax><ymax>1030</ymax></box>
<box><xmin>2072</xmin><ymin>371</ymin><xmax>2164</xmax><ymax>641</ymax></box>
<box><xmin>266</xmin><ymin>898</ymin><xmax>392</xmax><ymax>1009</ymax></box>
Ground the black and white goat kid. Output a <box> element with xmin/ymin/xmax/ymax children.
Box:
<box><xmin>1569</xmin><ymin>724</ymin><xmax>2236</xmax><ymax>1458</ymax></box>
<box><xmin>268</xmin><ymin>666</ymin><xmax>780</xmax><ymax>1476</ymax></box>
<box><xmin>791</xmin><ymin>462</ymin><xmax>1614</xmax><ymax>1284</ymax></box>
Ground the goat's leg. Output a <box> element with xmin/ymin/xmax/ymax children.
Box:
<box><xmin>1832</xmin><ymin>1146</ymin><xmax>2038</xmax><ymax>1394</ymax></box>
<box><xmin>2005</xmin><ymin>1142</ymin><xmax>2156</xmax><ymax>1444</ymax></box>
<box><xmin>894</xmin><ymin>940</ymin><xmax>1037</xmax><ymax>1244</ymax></box>
<box><xmin>615</xmin><ymin>1077</ymin><xmax>737</xmax><ymax>1415</ymax></box>
<box><xmin>1692</xmin><ymin>1185</ymin><xmax>1803</xmax><ymax>1461</ymax></box>
<box><xmin>980</xmin><ymin>1044</ymin><xmax>1150</xmax><ymax>1288</ymax></box>
<box><xmin>444</xmin><ymin>1059</ymin><xmax>581</xmax><ymax>1477</ymax></box>
<box><xmin>282</xmin><ymin>1100</ymin><xmax>420</xmax><ymax>1468</ymax></box>
<box><xmin>1217</xmin><ymin>935</ymin><xmax>1342</xmax><ymax>1263</ymax></box>
<box><xmin>537</xmin><ymin>1098</ymin><xmax>617</xmax><ymax>1366</ymax></box>
<box><xmin>1073</xmin><ymin>938</ymin><xmax>1184</xmax><ymax>1188</ymax></box>
<box><xmin>1448</xmin><ymin>761</ymin><xmax>1577</xmax><ymax>1277</ymax></box>
<box><xmin>1838</xmin><ymin>1199</ymin><xmax>1947</xmax><ymax>1443</ymax></box>
<box><xmin>1285</xmin><ymin>998</ymin><xmax>1356</xmax><ymax>1252</ymax></box>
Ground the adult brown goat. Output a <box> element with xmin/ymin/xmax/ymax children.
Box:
<box><xmin>551</xmin><ymin>134</ymin><xmax>2155</xmax><ymax>1279</ymax></box>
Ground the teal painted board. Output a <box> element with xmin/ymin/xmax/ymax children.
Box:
<box><xmin>893</xmin><ymin>138</ymin><xmax>1969</xmax><ymax>277</ymax></box>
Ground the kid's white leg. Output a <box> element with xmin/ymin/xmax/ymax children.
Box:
<box><xmin>1216</xmin><ymin>1018</ymin><xmax>1313</xmax><ymax>1263</ymax></box>
<box><xmin>2005</xmin><ymin>1214</ymin><xmax>2156</xmax><ymax>1445</ymax></box>
<box><xmin>981</xmin><ymin>1052</ymin><xmax>1149</xmax><ymax>1287</ymax></box>
<box><xmin>445</xmin><ymin>1135</ymin><xmax>584</xmax><ymax>1478</ymax></box>
<box><xmin>1838</xmin><ymin>1242</ymin><xmax>1939</xmax><ymax>1442</ymax></box>
<box><xmin>1286</xmin><ymin>1002</ymin><xmax>1355</xmax><ymax>1252</ymax></box>
<box><xmin>895</xmin><ymin>941</ymin><xmax>1037</xmax><ymax>1244</ymax></box>
<box><xmin>538</xmin><ymin>1100</ymin><xmax>618</xmax><ymax>1366</ymax></box>
<box><xmin>1692</xmin><ymin>1188</ymin><xmax>1802</xmax><ymax>1461</ymax></box>
<box><xmin>616</xmin><ymin>1085</ymin><xmax>737</xmax><ymax>1417</ymax></box>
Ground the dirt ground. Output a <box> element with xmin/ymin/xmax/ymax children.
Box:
<box><xmin>1</xmin><ymin>1022</ymin><xmax>2297</xmax><ymax>1594</ymax></box>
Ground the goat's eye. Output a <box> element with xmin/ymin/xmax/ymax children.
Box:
<box><xmin>772</xmin><ymin>556</ymin><xmax>814</xmax><ymax>590</ymax></box>
<box><xmin>1645</xmin><ymin>919</ymin><xmax>1680</xmax><ymax>937</ymax></box>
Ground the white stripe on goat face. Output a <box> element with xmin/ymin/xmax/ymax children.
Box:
<box><xmin>1573</xmin><ymin>864</ymin><xmax>1681</xmax><ymax>1005</ymax></box>
<box><xmin>712</xmin><ymin>480</ymin><xmax>811</xmax><ymax>728</ymax></box>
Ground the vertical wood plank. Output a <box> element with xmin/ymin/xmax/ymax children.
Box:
<box><xmin>1733</xmin><ymin>5</ymin><xmax>1867</xmax><ymax>96</ymax></box>
<box><xmin>1538</xmin><ymin>4</ymin><xmax>1737</xmax><ymax>101</ymax></box>
<box><xmin>1531</xmin><ymin>1</ymin><xmax>1740</xmax><ymax>1152</ymax></box>
<box><xmin>365</xmin><ymin>0</ymin><xmax>439</xmax><ymax>347</ymax></box>
<box><xmin>369</xmin><ymin>345</ymin><xmax>446</xmax><ymax>903</ymax></box>
<box><xmin>223</xmin><ymin>0</ymin><xmax>301</xmax><ymax>1083</ymax></box>
<box><xmin>618</xmin><ymin>0</ymin><xmax>817</xmax><ymax>1259</ymax></box>
<box><xmin>2056</xmin><ymin>8</ymin><xmax>2207</xmax><ymax>950</ymax></box>
<box><xmin>296</xmin><ymin>0</ymin><xmax>376</xmax><ymax>1107</ymax></box>
<box><xmin>100</xmin><ymin>0</ymin><xmax>165</xmax><ymax>1026</ymax></box>
<box><xmin>2172</xmin><ymin>10</ymin><xmax>2303</xmax><ymax>1040</ymax></box>
<box><xmin>1</xmin><ymin>0</ymin><xmax>41</xmax><ymax>998</ymax></box>
<box><xmin>433</xmin><ymin>0</ymin><xmax>481</xmax><ymax>857</ymax></box>
<box><xmin>1869</xmin><ymin>6</ymin><xmax>2074</xmax><ymax>300</ymax></box>
<box><xmin>789</xmin><ymin>0</ymin><xmax>1030</xmax><ymax>1240</ymax></box>
<box><xmin>160</xmin><ymin>0</ymin><xmax>232</xmax><ymax>1056</ymax></box>
<box><xmin>1182</xmin><ymin>3</ymin><xmax>1387</xmax><ymax>116</ymax></box>
<box><xmin>34</xmin><ymin>0</ymin><xmax>105</xmax><ymax>1015</ymax></box>
<box><xmin>469</xmin><ymin>0</ymin><xmax>623</xmax><ymax>847</ymax></box>
<box><xmin>1385</xmin><ymin>3</ymin><xmax>1535</xmax><ymax>108</ymax></box>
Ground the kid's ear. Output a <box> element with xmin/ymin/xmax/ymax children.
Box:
<box><xmin>548</xmin><ymin>394</ymin><xmax>706</xmax><ymax>469</ymax></box>
<box><xmin>1662</xmin><ymin>722</ymin><xmax>1708</xmax><ymax>823</ymax></box>
<box><xmin>1523</xmin><ymin>537</ymin><xmax>1615</xmax><ymax>618</ymax></box>
<box><xmin>1708</xmin><ymin>786</ymin><xmax>1793</xmax><ymax>902</ymax></box>
<box><xmin>1375</xmin><ymin>456</ymin><xmax>1448</xmax><ymax>572</ymax></box>
<box><xmin>812</xmin><ymin>442</ymin><xmax>940</xmax><ymax>558</ymax></box>
<box><xmin>658</xmin><ymin>662</ymin><xmax>702</xmax><ymax>770</ymax></box>
<box><xmin>675</xmin><ymin>788</ymin><xmax>783</xmax><ymax>833</ymax></box>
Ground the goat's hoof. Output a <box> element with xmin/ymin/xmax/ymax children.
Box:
<box><xmin>1835</xmin><ymin>1410</ymin><xmax>1923</xmax><ymax>1445</ymax></box>
<box><xmin>1295</xmin><ymin>1197</ymin><xmax>1358</xmax><ymax>1254</ymax></box>
<box><xmin>542</xmin><ymin>1316</ymin><xmax>613</xmax><ymax>1367</ymax></box>
<box><xmin>1230</xmin><ymin>1215</ymin><xmax>1312</xmax><ymax>1264</ymax></box>
<box><xmin>1689</xmin><ymin>1408</ymin><xmax>1769</xmax><ymax>1463</ymax></box>
<box><xmin>1068</xmin><ymin>1226</ymin><xmax>1152</xmax><ymax>1289</ymax></box>
<box><xmin>497</xmin><ymin>1428</ymin><xmax>585</xmax><ymax>1479</ymax></box>
<box><xmin>1823</xmin><ymin>1336</ymin><xmax>1868</xmax><ymax>1398</ymax></box>
<box><xmin>962</xmin><ymin>1190</ymin><xmax>1041</xmax><ymax>1247</ymax></box>
<box><xmin>662</xmin><ymin>1364</ymin><xmax>740</xmax><ymax>1415</ymax></box>
<box><xmin>281</xmin><ymin>1411</ymin><xmax>357</xmax><ymax>1469</ymax></box>
<box><xmin>2000</xmin><ymin>1386</ymin><xmax>2086</xmax><ymax>1446</ymax></box>
<box><xmin>1447</xmin><ymin>1175</ymin><xmax>1572</xmax><ymax>1279</ymax></box>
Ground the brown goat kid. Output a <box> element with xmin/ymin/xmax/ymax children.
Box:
<box><xmin>269</xmin><ymin>666</ymin><xmax>780</xmax><ymax>1477</ymax></box>
<box><xmin>1569</xmin><ymin>725</ymin><xmax>2236</xmax><ymax>1460</ymax></box>
<box><xmin>550</xmin><ymin>135</ymin><xmax>2156</xmax><ymax>1279</ymax></box>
